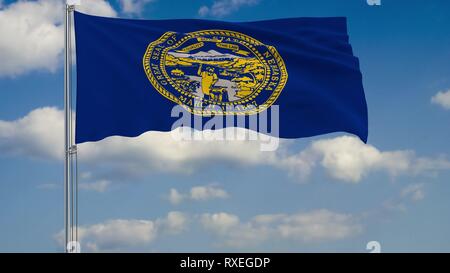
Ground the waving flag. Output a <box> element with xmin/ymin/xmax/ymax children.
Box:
<box><xmin>74</xmin><ymin>11</ymin><xmax>368</xmax><ymax>144</ymax></box>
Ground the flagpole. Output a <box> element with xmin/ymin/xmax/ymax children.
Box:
<box><xmin>64</xmin><ymin>2</ymin><xmax>77</xmax><ymax>253</ymax></box>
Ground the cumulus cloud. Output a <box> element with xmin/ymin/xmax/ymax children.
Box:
<box><xmin>201</xmin><ymin>212</ymin><xmax>240</xmax><ymax>235</ymax></box>
<box><xmin>79</xmin><ymin>219</ymin><xmax>158</xmax><ymax>252</ymax></box>
<box><xmin>200</xmin><ymin>209</ymin><xmax>362</xmax><ymax>248</ymax></box>
<box><xmin>0</xmin><ymin>0</ymin><xmax>116</xmax><ymax>77</ymax></box>
<box><xmin>300</xmin><ymin>136</ymin><xmax>412</xmax><ymax>182</ymax></box>
<box><xmin>161</xmin><ymin>211</ymin><xmax>189</xmax><ymax>234</ymax></box>
<box><xmin>290</xmin><ymin>136</ymin><xmax>450</xmax><ymax>183</ymax></box>
<box><xmin>2</xmin><ymin>107</ymin><xmax>450</xmax><ymax>184</ymax></box>
<box><xmin>54</xmin><ymin>211</ymin><xmax>187</xmax><ymax>252</ymax></box>
<box><xmin>54</xmin><ymin>209</ymin><xmax>361</xmax><ymax>250</ymax></box>
<box><xmin>0</xmin><ymin>107</ymin><xmax>275</xmax><ymax>173</ymax></box>
<box><xmin>198</xmin><ymin>0</ymin><xmax>259</xmax><ymax>17</ymax></box>
<box><xmin>76</xmin><ymin>0</ymin><xmax>117</xmax><ymax>17</ymax></box>
<box><xmin>167</xmin><ymin>188</ymin><xmax>184</xmax><ymax>205</ymax></box>
<box><xmin>168</xmin><ymin>185</ymin><xmax>229</xmax><ymax>205</ymax></box>
<box><xmin>119</xmin><ymin>0</ymin><xmax>154</xmax><ymax>15</ymax></box>
<box><xmin>0</xmin><ymin>107</ymin><xmax>63</xmax><ymax>160</ymax></box>
<box><xmin>431</xmin><ymin>89</ymin><xmax>450</xmax><ymax>110</ymax></box>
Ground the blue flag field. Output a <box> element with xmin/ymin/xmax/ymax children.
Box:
<box><xmin>74</xmin><ymin>11</ymin><xmax>368</xmax><ymax>144</ymax></box>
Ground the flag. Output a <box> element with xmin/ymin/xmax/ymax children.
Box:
<box><xmin>74</xmin><ymin>11</ymin><xmax>368</xmax><ymax>144</ymax></box>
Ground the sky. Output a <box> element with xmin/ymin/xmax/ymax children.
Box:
<box><xmin>0</xmin><ymin>0</ymin><xmax>450</xmax><ymax>253</ymax></box>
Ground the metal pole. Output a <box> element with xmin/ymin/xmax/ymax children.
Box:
<box><xmin>64</xmin><ymin>3</ymin><xmax>74</xmax><ymax>253</ymax></box>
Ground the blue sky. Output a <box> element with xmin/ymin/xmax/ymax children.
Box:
<box><xmin>1</xmin><ymin>0</ymin><xmax>450</xmax><ymax>252</ymax></box>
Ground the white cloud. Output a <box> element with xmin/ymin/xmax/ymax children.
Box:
<box><xmin>119</xmin><ymin>0</ymin><xmax>154</xmax><ymax>15</ymax></box>
<box><xmin>191</xmin><ymin>185</ymin><xmax>229</xmax><ymax>200</ymax></box>
<box><xmin>0</xmin><ymin>0</ymin><xmax>116</xmax><ymax>77</ymax></box>
<box><xmin>276</xmin><ymin>210</ymin><xmax>361</xmax><ymax>242</ymax></box>
<box><xmin>0</xmin><ymin>107</ymin><xmax>273</xmax><ymax>169</ymax></box>
<box><xmin>80</xmin><ymin>171</ymin><xmax>92</xmax><ymax>179</ymax></box>
<box><xmin>382</xmin><ymin>182</ymin><xmax>426</xmax><ymax>213</ymax></box>
<box><xmin>0</xmin><ymin>0</ymin><xmax>63</xmax><ymax>76</ymax></box>
<box><xmin>201</xmin><ymin>212</ymin><xmax>240</xmax><ymax>234</ymax></box>
<box><xmin>53</xmin><ymin>209</ymin><xmax>360</xmax><ymax>250</ymax></box>
<box><xmin>79</xmin><ymin>179</ymin><xmax>111</xmax><ymax>192</ymax></box>
<box><xmin>160</xmin><ymin>211</ymin><xmax>189</xmax><ymax>234</ymax></box>
<box><xmin>54</xmin><ymin>211</ymin><xmax>187</xmax><ymax>252</ymax></box>
<box><xmin>79</xmin><ymin>219</ymin><xmax>158</xmax><ymax>252</ymax></box>
<box><xmin>200</xmin><ymin>209</ymin><xmax>362</xmax><ymax>248</ymax></box>
<box><xmin>412</xmin><ymin>156</ymin><xmax>450</xmax><ymax>175</ymax></box>
<box><xmin>299</xmin><ymin>136</ymin><xmax>412</xmax><ymax>182</ymax></box>
<box><xmin>78</xmin><ymin>128</ymin><xmax>278</xmax><ymax>177</ymax></box>
<box><xmin>78</xmin><ymin>171</ymin><xmax>113</xmax><ymax>192</ymax></box>
<box><xmin>401</xmin><ymin>183</ymin><xmax>425</xmax><ymax>202</ymax></box>
<box><xmin>382</xmin><ymin>199</ymin><xmax>407</xmax><ymax>212</ymax></box>
<box><xmin>290</xmin><ymin>136</ymin><xmax>450</xmax><ymax>183</ymax></box>
<box><xmin>2</xmin><ymin>107</ymin><xmax>450</xmax><ymax>184</ymax></box>
<box><xmin>0</xmin><ymin>107</ymin><xmax>63</xmax><ymax>160</ymax></box>
<box><xmin>431</xmin><ymin>89</ymin><xmax>450</xmax><ymax>110</ymax></box>
<box><xmin>198</xmin><ymin>0</ymin><xmax>259</xmax><ymax>17</ymax></box>
<box><xmin>168</xmin><ymin>185</ymin><xmax>229</xmax><ymax>205</ymax></box>
<box><xmin>76</xmin><ymin>0</ymin><xmax>117</xmax><ymax>17</ymax></box>
<box><xmin>168</xmin><ymin>188</ymin><xmax>185</xmax><ymax>205</ymax></box>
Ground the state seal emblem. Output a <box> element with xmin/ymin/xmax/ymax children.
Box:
<box><xmin>143</xmin><ymin>30</ymin><xmax>288</xmax><ymax>115</ymax></box>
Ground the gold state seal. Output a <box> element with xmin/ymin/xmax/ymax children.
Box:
<box><xmin>143</xmin><ymin>30</ymin><xmax>288</xmax><ymax>115</ymax></box>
